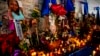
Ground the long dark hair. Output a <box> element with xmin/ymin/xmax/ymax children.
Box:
<box><xmin>7</xmin><ymin>0</ymin><xmax>20</xmax><ymax>15</ymax></box>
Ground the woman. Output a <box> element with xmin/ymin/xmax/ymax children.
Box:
<box><xmin>8</xmin><ymin>0</ymin><xmax>24</xmax><ymax>20</ymax></box>
<box><xmin>7</xmin><ymin>0</ymin><xmax>24</xmax><ymax>40</ymax></box>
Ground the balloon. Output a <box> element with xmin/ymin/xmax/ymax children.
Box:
<box><xmin>51</xmin><ymin>4</ymin><xmax>67</xmax><ymax>15</ymax></box>
<box><xmin>58</xmin><ymin>7</ymin><xmax>67</xmax><ymax>16</ymax></box>
<box><xmin>51</xmin><ymin>4</ymin><xmax>62</xmax><ymax>14</ymax></box>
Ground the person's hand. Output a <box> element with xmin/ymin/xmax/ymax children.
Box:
<box><xmin>3</xmin><ymin>15</ymin><xmax>8</xmax><ymax>19</ymax></box>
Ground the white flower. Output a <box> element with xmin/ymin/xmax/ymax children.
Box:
<box><xmin>46</xmin><ymin>37</ymin><xmax>50</xmax><ymax>40</ymax></box>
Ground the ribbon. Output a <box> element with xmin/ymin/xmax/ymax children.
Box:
<box><xmin>14</xmin><ymin>20</ymin><xmax>23</xmax><ymax>40</ymax></box>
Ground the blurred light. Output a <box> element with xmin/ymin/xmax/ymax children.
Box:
<box><xmin>31</xmin><ymin>52</ymin><xmax>36</xmax><ymax>56</ymax></box>
<box><xmin>93</xmin><ymin>50</ymin><xmax>96</xmax><ymax>56</ymax></box>
<box><xmin>96</xmin><ymin>47</ymin><xmax>99</xmax><ymax>51</ymax></box>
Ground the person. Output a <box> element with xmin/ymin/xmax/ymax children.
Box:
<box><xmin>7</xmin><ymin>0</ymin><xmax>25</xmax><ymax>40</ymax></box>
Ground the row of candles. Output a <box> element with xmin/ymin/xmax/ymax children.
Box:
<box><xmin>27</xmin><ymin>23</ymin><xmax>99</xmax><ymax>56</ymax></box>
<box><xmin>23</xmin><ymin>17</ymin><xmax>94</xmax><ymax>56</ymax></box>
<box><xmin>26</xmin><ymin>21</ymin><xmax>94</xmax><ymax>56</ymax></box>
<box><xmin>28</xmin><ymin>33</ymin><xmax>92</xmax><ymax>56</ymax></box>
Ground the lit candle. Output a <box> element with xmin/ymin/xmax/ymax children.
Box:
<box><xmin>84</xmin><ymin>39</ymin><xmax>87</xmax><ymax>43</ymax></box>
<box><xmin>62</xmin><ymin>48</ymin><xmax>66</xmax><ymax>53</ymax></box>
<box><xmin>87</xmin><ymin>35</ymin><xmax>91</xmax><ymax>41</ymax></box>
<box><xmin>46</xmin><ymin>53</ymin><xmax>49</xmax><ymax>56</ymax></box>
<box><xmin>72</xmin><ymin>44</ymin><xmax>75</xmax><ymax>49</ymax></box>
<box><xmin>62</xmin><ymin>48</ymin><xmax>65</xmax><ymax>52</ymax></box>
<box><xmin>96</xmin><ymin>47</ymin><xmax>99</xmax><ymax>51</ymax></box>
<box><xmin>57</xmin><ymin>49</ymin><xmax>61</xmax><ymax>54</ymax></box>
<box><xmin>55</xmin><ymin>48</ymin><xmax>58</xmax><ymax>53</ymax></box>
<box><xmin>82</xmin><ymin>42</ymin><xmax>85</xmax><ymax>46</ymax></box>
<box><xmin>60</xmin><ymin>44</ymin><xmax>63</xmax><ymax>47</ymax></box>
<box><xmin>61</xmin><ymin>41</ymin><xmax>64</xmax><ymax>44</ymax></box>
<box><xmin>42</xmin><ymin>54</ymin><xmax>46</xmax><ymax>56</ymax></box>
<box><xmin>31</xmin><ymin>52</ymin><xmax>36</xmax><ymax>56</ymax></box>
<box><xmin>92</xmin><ymin>50</ymin><xmax>96</xmax><ymax>56</ymax></box>
<box><xmin>50</xmin><ymin>52</ymin><xmax>53</xmax><ymax>56</ymax></box>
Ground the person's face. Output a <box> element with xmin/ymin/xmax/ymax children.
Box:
<box><xmin>9</xmin><ymin>1</ymin><xmax>18</xmax><ymax>11</ymax></box>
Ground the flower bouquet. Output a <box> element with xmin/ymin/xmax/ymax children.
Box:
<box><xmin>31</xmin><ymin>7</ymin><xmax>40</xmax><ymax>18</ymax></box>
